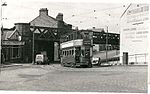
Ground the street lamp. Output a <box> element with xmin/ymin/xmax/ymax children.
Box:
<box><xmin>0</xmin><ymin>1</ymin><xmax>7</xmax><ymax>73</ymax></box>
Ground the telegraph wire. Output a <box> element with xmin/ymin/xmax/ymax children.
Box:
<box><xmin>65</xmin><ymin>5</ymin><xmax>126</xmax><ymax>21</ymax></box>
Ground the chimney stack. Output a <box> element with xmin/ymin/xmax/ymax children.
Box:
<box><xmin>56</xmin><ymin>13</ymin><xmax>63</xmax><ymax>21</ymax></box>
<box><xmin>39</xmin><ymin>8</ymin><xmax>48</xmax><ymax>16</ymax></box>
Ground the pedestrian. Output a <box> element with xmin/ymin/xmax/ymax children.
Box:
<box><xmin>98</xmin><ymin>57</ymin><xmax>101</xmax><ymax>66</ymax></box>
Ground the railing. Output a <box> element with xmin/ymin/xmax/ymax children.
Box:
<box><xmin>127</xmin><ymin>53</ymin><xmax>148</xmax><ymax>65</ymax></box>
<box><xmin>108</xmin><ymin>53</ymin><xmax>148</xmax><ymax>65</ymax></box>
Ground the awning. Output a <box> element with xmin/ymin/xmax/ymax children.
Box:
<box><xmin>2</xmin><ymin>41</ymin><xmax>25</xmax><ymax>46</ymax></box>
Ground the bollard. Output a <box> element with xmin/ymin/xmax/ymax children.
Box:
<box><xmin>123</xmin><ymin>52</ymin><xmax>128</xmax><ymax>65</ymax></box>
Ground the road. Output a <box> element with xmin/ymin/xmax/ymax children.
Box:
<box><xmin>0</xmin><ymin>64</ymin><xmax>147</xmax><ymax>93</ymax></box>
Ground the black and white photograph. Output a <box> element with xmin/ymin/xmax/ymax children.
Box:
<box><xmin>0</xmin><ymin>0</ymin><xmax>149</xmax><ymax>94</ymax></box>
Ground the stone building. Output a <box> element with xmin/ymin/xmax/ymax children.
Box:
<box><xmin>2</xmin><ymin>8</ymin><xmax>72</xmax><ymax>63</ymax></box>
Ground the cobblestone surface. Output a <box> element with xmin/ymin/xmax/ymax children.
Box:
<box><xmin>0</xmin><ymin>64</ymin><xmax>148</xmax><ymax>93</ymax></box>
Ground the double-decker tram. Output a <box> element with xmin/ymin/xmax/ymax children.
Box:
<box><xmin>60</xmin><ymin>30</ymin><xmax>93</xmax><ymax>68</ymax></box>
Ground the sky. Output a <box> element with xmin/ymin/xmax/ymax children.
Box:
<box><xmin>1</xmin><ymin>0</ymin><xmax>148</xmax><ymax>33</ymax></box>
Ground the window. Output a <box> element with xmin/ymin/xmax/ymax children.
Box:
<box><xmin>67</xmin><ymin>51</ymin><xmax>69</xmax><ymax>56</ymax></box>
<box><xmin>11</xmin><ymin>46</ymin><xmax>21</xmax><ymax>59</ymax></box>
<box><xmin>75</xmin><ymin>47</ymin><xmax>81</xmax><ymax>56</ymax></box>
<box><xmin>69</xmin><ymin>50</ymin><xmax>72</xmax><ymax>55</ymax></box>
<box><xmin>13</xmin><ymin>48</ymin><xmax>18</xmax><ymax>58</ymax></box>
<box><xmin>81</xmin><ymin>50</ymin><xmax>85</xmax><ymax>56</ymax></box>
<box><xmin>65</xmin><ymin>51</ymin><xmax>67</xmax><ymax>56</ymax></box>
<box><xmin>72</xmin><ymin>50</ymin><xmax>74</xmax><ymax>55</ymax></box>
<box><xmin>68</xmin><ymin>35</ymin><xmax>70</xmax><ymax>41</ymax></box>
<box><xmin>71</xmin><ymin>34</ymin><xmax>73</xmax><ymax>40</ymax></box>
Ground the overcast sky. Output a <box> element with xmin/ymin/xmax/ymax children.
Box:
<box><xmin>1</xmin><ymin>0</ymin><xmax>146</xmax><ymax>33</ymax></box>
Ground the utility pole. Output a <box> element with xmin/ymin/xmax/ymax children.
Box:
<box><xmin>106</xmin><ymin>26</ymin><xmax>108</xmax><ymax>63</ymax></box>
<box><xmin>105</xmin><ymin>13</ymin><xmax>111</xmax><ymax>64</ymax></box>
<box><xmin>32</xmin><ymin>27</ymin><xmax>35</xmax><ymax>64</ymax></box>
<box><xmin>0</xmin><ymin>1</ymin><xmax>7</xmax><ymax>73</ymax></box>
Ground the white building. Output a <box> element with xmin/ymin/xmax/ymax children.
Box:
<box><xmin>120</xmin><ymin>4</ymin><xmax>149</xmax><ymax>65</ymax></box>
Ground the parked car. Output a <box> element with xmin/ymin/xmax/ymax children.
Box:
<box><xmin>92</xmin><ymin>57</ymin><xmax>99</xmax><ymax>65</ymax></box>
<box><xmin>35</xmin><ymin>54</ymin><xmax>49</xmax><ymax>65</ymax></box>
<box><xmin>100</xmin><ymin>62</ymin><xmax>112</xmax><ymax>66</ymax></box>
<box><xmin>92</xmin><ymin>57</ymin><xmax>112</xmax><ymax>67</ymax></box>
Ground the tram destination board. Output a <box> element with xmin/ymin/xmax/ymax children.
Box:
<box><xmin>83</xmin><ymin>39</ymin><xmax>91</xmax><ymax>46</ymax></box>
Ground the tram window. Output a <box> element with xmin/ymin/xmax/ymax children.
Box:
<box><xmin>63</xmin><ymin>51</ymin><xmax>65</xmax><ymax>55</ymax></box>
<box><xmin>72</xmin><ymin>50</ymin><xmax>74</xmax><ymax>55</ymax></box>
<box><xmin>68</xmin><ymin>50</ymin><xmax>70</xmax><ymax>55</ymax></box>
<box><xmin>67</xmin><ymin>51</ymin><xmax>69</xmax><ymax>56</ymax></box>
<box><xmin>81</xmin><ymin>50</ymin><xmax>85</xmax><ymax>56</ymax></box>
<box><xmin>69</xmin><ymin>50</ymin><xmax>71</xmax><ymax>55</ymax></box>
<box><xmin>68</xmin><ymin>35</ymin><xmax>71</xmax><ymax>41</ymax></box>
<box><xmin>65</xmin><ymin>51</ymin><xmax>66</xmax><ymax>56</ymax></box>
<box><xmin>75</xmin><ymin>47</ymin><xmax>81</xmax><ymax>55</ymax></box>
<box><xmin>66</xmin><ymin>51</ymin><xmax>68</xmax><ymax>56</ymax></box>
<box><xmin>62</xmin><ymin>51</ymin><xmax>63</xmax><ymax>55</ymax></box>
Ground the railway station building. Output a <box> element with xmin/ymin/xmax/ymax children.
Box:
<box><xmin>2</xmin><ymin>8</ymin><xmax>72</xmax><ymax>63</ymax></box>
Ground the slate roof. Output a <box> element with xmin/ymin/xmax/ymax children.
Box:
<box><xmin>2</xmin><ymin>30</ymin><xmax>15</xmax><ymax>40</ymax></box>
<box><xmin>30</xmin><ymin>15</ymin><xmax>58</xmax><ymax>28</ymax></box>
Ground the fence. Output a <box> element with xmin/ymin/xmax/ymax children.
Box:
<box><xmin>109</xmin><ymin>53</ymin><xmax>148</xmax><ymax>65</ymax></box>
<box><xmin>127</xmin><ymin>53</ymin><xmax>148</xmax><ymax>65</ymax></box>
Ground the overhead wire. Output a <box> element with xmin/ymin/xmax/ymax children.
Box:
<box><xmin>3</xmin><ymin>2</ymin><xmax>127</xmax><ymax>29</ymax></box>
<box><xmin>64</xmin><ymin>5</ymin><xmax>126</xmax><ymax>28</ymax></box>
<box><xmin>65</xmin><ymin>5</ymin><xmax>125</xmax><ymax>21</ymax></box>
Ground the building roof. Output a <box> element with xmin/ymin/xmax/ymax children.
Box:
<box><xmin>2</xmin><ymin>29</ymin><xmax>15</xmax><ymax>40</ymax></box>
<box><xmin>30</xmin><ymin>15</ymin><xmax>58</xmax><ymax>28</ymax></box>
<box><xmin>2</xmin><ymin>41</ymin><xmax>25</xmax><ymax>46</ymax></box>
<box><xmin>29</xmin><ymin>8</ymin><xmax>72</xmax><ymax>30</ymax></box>
<box><xmin>30</xmin><ymin>8</ymin><xmax>59</xmax><ymax>28</ymax></box>
<box><xmin>2</xmin><ymin>28</ymin><xmax>20</xmax><ymax>41</ymax></box>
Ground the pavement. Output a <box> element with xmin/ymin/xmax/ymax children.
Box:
<box><xmin>0</xmin><ymin>63</ymin><xmax>31</xmax><ymax>68</ymax></box>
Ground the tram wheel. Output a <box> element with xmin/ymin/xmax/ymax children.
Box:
<box><xmin>71</xmin><ymin>63</ymin><xmax>76</xmax><ymax>68</ymax></box>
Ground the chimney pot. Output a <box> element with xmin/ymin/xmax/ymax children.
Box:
<box><xmin>56</xmin><ymin>13</ymin><xmax>63</xmax><ymax>21</ymax></box>
<box><xmin>39</xmin><ymin>8</ymin><xmax>48</xmax><ymax>16</ymax></box>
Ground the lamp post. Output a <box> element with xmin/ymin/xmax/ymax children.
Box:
<box><xmin>0</xmin><ymin>1</ymin><xmax>7</xmax><ymax>73</ymax></box>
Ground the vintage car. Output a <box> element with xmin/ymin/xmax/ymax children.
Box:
<box><xmin>92</xmin><ymin>57</ymin><xmax>99</xmax><ymax>65</ymax></box>
<box><xmin>35</xmin><ymin>52</ymin><xmax>49</xmax><ymax>65</ymax></box>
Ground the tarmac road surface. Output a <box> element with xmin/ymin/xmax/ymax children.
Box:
<box><xmin>0</xmin><ymin>64</ymin><xmax>147</xmax><ymax>93</ymax></box>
